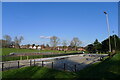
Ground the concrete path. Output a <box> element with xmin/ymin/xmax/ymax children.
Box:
<box><xmin>0</xmin><ymin>54</ymin><xmax>108</xmax><ymax>72</ymax></box>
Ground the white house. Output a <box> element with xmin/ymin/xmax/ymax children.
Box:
<box><xmin>37</xmin><ymin>46</ymin><xmax>41</xmax><ymax>50</ymax></box>
<box><xmin>33</xmin><ymin>46</ymin><xmax>37</xmax><ymax>49</ymax></box>
<box><xmin>29</xmin><ymin>45</ymin><xmax>33</xmax><ymax>49</ymax></box>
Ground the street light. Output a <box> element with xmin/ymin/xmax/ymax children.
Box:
<box><xmin>104</xmin><ymin>11</ymin><xmax>111</xmax><ymax>52</ymax></box>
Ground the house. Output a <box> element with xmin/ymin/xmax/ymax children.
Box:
<box><xmin>29</xmin><ymin>45</ymin><xmax>33</xmax><ymax>49</ymax></box>
<box><xmin>28</xmin><ymin>45</ymin><xmax>42</xmax><ymax>50</ymax></box>
<box><xmin>37</xmin><ymin>45</ymin><xmax>41</xmax><ymax>50</ymax></box>
<box><xmin>77</xmin><ymin>47</ymin><xmax>86</xmax><ymax>51</ymax></box>
<box><xmin>20</xmin><ymin>45</ymin><xmax>27</xmax><ymax>49</ymax></box>
<box><xmin>29</xmin><ymin>45</ymin><xmax>37</xmax><ymax>49</ymax></box>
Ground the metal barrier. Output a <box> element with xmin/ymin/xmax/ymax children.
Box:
<box><xmin>1</xmin><ymin>56</ymin><xmax>101</xmax><ymax>72</ymax></box>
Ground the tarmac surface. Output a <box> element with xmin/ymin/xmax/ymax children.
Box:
<box><xmin>1</xmin><ymin>54</ymin><xmax>108</xmax><ymax>72</ymax></box>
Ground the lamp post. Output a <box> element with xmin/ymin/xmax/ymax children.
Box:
<box><xmin>104</xmin><ymin>11</ymin><xmax>111</xmax><ymax>52</ymax></box>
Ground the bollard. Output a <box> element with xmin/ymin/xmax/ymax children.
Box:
<box><xmin>2</xmin><ymin>63</ymin><xmax>4</xmax><ymax>71</ymax></box>
<box><xmin>42</xmin><ymin>61</ymin><xmax>44</xmax><ymax>67</ymax></box>
<box><xmin>52</xmin><ymin>62</ymin><xmax>53</xmax><ymax>69</ymax></box>
<box><xmin>64</xmin><ymin>63</ymin><xmax>66</xmax><ymax>71</ymax></box>
<box><xmin>74</xmin><ymin>64</ymin><xmax>76</xmax><ymax>72</ymax></box>
<box><xmin>30</xmin><ymin>60</ymin><xmax>32</xmax><ymax>66</ymax></box>
<box><xmin>18</xmin><ymin>61</ymin><xmax>19</xmax><ymax>68</ymax></box>
<box><xmin>34</xmin><ymin>59</ymin><xmax>35</xmax><ymax>66</ymax></box>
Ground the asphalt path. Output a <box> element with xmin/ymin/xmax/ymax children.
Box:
<box><xmin>1</xmin><ymin>54</ymin><xmax>108</xmax><ymax>72</ymax></box>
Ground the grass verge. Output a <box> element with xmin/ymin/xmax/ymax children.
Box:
<box><xmin>2</xmin><ymin>53</ymin><xmax>120</xmax><ymax>79</ymax></box>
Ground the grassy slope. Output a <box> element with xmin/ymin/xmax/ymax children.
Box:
<box><xmin>2</xmin><ymin>66</ymin><xmax>77</xmax><ymax>79</ymax></box>
<box><xmin>2</xmin><ymin>53</ymin><xmax>120</xmax><ymax>79</ymax></box>
<box><xmin>76</xmin><ymin>53</ymin><xmax>120</xmax><ymax>79</ymax></box>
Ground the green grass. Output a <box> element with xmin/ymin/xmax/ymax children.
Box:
<box><xmin>2</xmin><ymin>52</ymin><xmax>120</xmax><ymax>79</ymax></box>
<box><xmin>1</xmin><ymin>48</ymin><xmax>83</xmax><ymax>61</ymax></box>
<box><xmin>2</xmin><ymin>66</ymin><xmax>77</xmax><ymax>79</ymax></box>
<box><xmin>76</xmin><ymin>53</ymin><xmax>120</xmax><ymax>79</ymax></box>
<box><xmin>2</xmin><ymin>52</ymin><xmax>82</xmax><ymax>61</ymax></box>
<box><xmin>1</xmin><ymin>48</ymin><xmax>82</xmax><ymax>56</ymax></box>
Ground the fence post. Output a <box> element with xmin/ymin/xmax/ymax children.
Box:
<box><xmin>30</xmin><ymin>60</ymin><xmax>32</xmax><ymax>66</ymax></box>
<box><xmin>42</xmin><ymin>61</ymin><xmax>44</xmax><ymax>67</ymax></box>
<box><xmin>20</xmin><ymin>56</ymin><xmax>22</xmax><ymax>60</ymax></box>
<box><xmin>27</xmin><ymin>56</ymin><xmax>28</xmax><ymax>60</ymax></box>
<box><xmin>64</xmin><ymin>63</ymin><xmax>66</xmax><ymax>71</ymax></box>
<box><xmin>18</xmin><ymin>61</ymin><xmax>19</xmax><ymax>68</ymax></box>
<box><xmin>2</xmin><ymin>63</ymin><xmax>4</xmax><ymax>71</ymax></box>
<box><xmin>34</xmin><ymin>59</ymin><xmax>35</xmax><ymax>66</ymax></box>
<box><xmin>74</xmin><ymin>64</ymin><xmax>76</xmax><ymax>72</ymax></box>
<box><xmin>52</xmin><ymin>62</ymin><xmax>53</xmax><ymax>69</ymax></box>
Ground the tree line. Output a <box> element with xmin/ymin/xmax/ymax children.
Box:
<box><xmin>50</xmin><ymin>36</ymin><xmax>82</xmax><ymax>48</ymax></box>
<box><xmin>0</xmin><ymin>35</ymin><xmax>24</xmax><ymax>48</ymax></box>
<box><xmin>86</xmin><ymin>35</ymin><xmax>120</xmax><ymax>53</ymax></box>
<box><xmin>0</xmin><ymin>35</ymin><xmax>82</xmax><ymax>49</ymax></box>
<box><xmin>1</xmin><ymin>34</ymin><xmax>119</xmax><ymax>53</ymax></box>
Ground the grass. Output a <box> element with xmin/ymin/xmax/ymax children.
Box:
<box><xmin>1</xmin><ymin>48</ymin><xmax>83</xmax><ymax>61</ymax></box>
<box><xmin>2</xmin><ymin>52</ymin><xmax>120</xmax><ymax>79</ymax></box>
<box><xmin>1</xmin><ymin>48</ymin><xmax>82</xmax><ymax>56</ymax></box>
<box><xmin>2</xmin><ymin>66</ymin><xmax>77</xmax><ymax>79</ymax></box>
<box><xmin>76</xmin><ymin>53</ymin><xmax>120</xmax><ymax>79</ymax></box>
<box><xmin>2</xmin><ymin>52</ymin><xmax>82</xmax><ymax>61</ymax></box>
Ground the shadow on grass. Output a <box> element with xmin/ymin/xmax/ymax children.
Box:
<box><xmin>2</xmin><ymin>66</ymin><xmax>77</xmax><ymax>79</ymax></box>
<box><xmin>76</xmin><ymin>54</ymin><xmax>120</xmax><ymax>80</ymax></box>
<box><xmin>2</xmin><ymin>66</ymin><xmax>40</xmax><ymax>78</ymax></box>
<box><xmin>2</xmin><ymin>53</ymin><xmax>120</xmax><ymax>79</ymax></box>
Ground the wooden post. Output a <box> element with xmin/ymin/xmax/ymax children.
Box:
<box><xmin>18</xmin><ymin>61</ymin><xmax>19</xmax><ymax>68</ymax></box>
<box><xmin>30</xmin><ymin>60</ymin><xmax>32</xmax><ymax>66</ymax></box>
<box><xmin>27</xmin><ymin>56</ymin><xmax>28</xmax><ymax>60</ymax></box>
<box><xmin>20</xmin><ymin>56</ymin><xmax>22</xmax><ymax>60</ymax></box>
<box><xmin>74</xmin><ymin>64</ymin><xmax>76</xmax><ymax>72</ymax></box>
<box><xmin>52</xmin><ymin>62</ymin><xmax>53</xmax><ymax>69</ymax></box>
<box><xmin>2</xmin><ymin>63</ymin><xmax>4</xmax><ymax>71</ymax></box>
<box><xmin>42</xmin><ymin>61</ymin><xmax>44</xmax><ymax>67</ymax></box>
<box><xmin>34</xmin><ymin>59</ymin><xmax>35</xmax><ymax>66</ymax></box>
<box><xmin>64</xmin><ymin>63</ymin><xmax>66</xmax><ymax>71</ymax></box>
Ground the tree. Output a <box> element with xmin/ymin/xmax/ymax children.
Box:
<box><xmin>62</xmin><ymin>40</ymin><xmax>68</xmax><ymax>47</ymax></box>
<box><xmin>93</xmin><ymin>39</ymin><xmax>102</xmax><ymax>53</ymax></box>
<box><xmin>70</xmin><ymin>37</ymin><xmax>82</xmax><ymax>50</ymax></box>
<box><xmin>86</xmin><ymin>44</ymin><xmax>96</xmax><ymax>53</ymax></box>
<box><xmin>101</xmin><ymin>35</ymin><xmax>120</xmax><ymax>52</ymax></box>
<box><xmin>3</xmin><ymin>35</ymin><xmax>12</xmax><ymax>47</ymax></box>
<box><xmin>32</xmin><ymin>44</ymin><xmax>35</xmax><ymax>47</ymax></box>
<box><xmin>14</xmin><ymin>36</ymin><xmax>24</xmax><ymax>48</ymax></box>
<box><xmin>46</xmin><ymin>44</ymin><xmax>50</xmax><ymax>47</ymax></box>
<box><xmin>86</xmin><ymin>35</ymin><xmax>120</xmax><ymax>53</ymax></box>
<box><xmin>50</xmin><ymin>36</ymin><xmax>60</xmax><ymax>47</ymax></box>
<box><xmin>93</xmin><ymin>39</ymin><xmax>99</xmax><ymax>45</ymax></box>
<box><xmin>62</xmin><ymin>40</ymin><xmax>68</xmax><ymax>50</ymax></box>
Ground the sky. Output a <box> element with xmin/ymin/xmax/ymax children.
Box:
<box><xmin>2</xmin><ymin>2</ymin><xmax>118</xmax><ymax>46</ymax></box>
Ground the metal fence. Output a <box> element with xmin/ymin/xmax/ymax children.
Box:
<box><xmin>1</xmin><ymin>55</ymin><xmax>104</xmax><ymax>72</ymax></box>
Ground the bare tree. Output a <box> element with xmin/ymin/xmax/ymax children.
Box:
<box><xmin>70</xmin><ymin>37</ymin><xmax>82</xmax><ymax>50</ymax></box>
<box><xmin>14</xmin><ymin>36</ymin><xmax>24</xmax><ymax>48</ymax></box>
<box><xmin>62</xmin><ymin>40</ymin><xmax>68</xmax><ymax>47</ymax></box>
<box><xmin>3</xmin><ymin>35</ymin><xmax>12</xmax><ymax>47</ymax></box>
<box><xmin>50</xmin><ymin>36</ymin><xmax>60</xmax><ymax>47</ymax></box>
